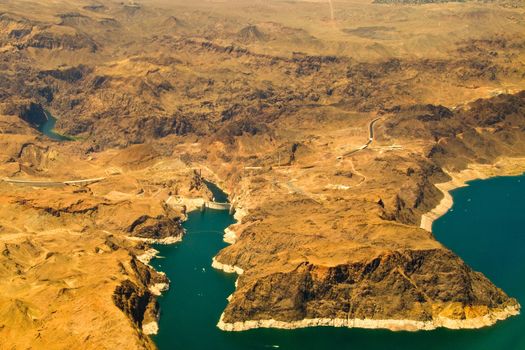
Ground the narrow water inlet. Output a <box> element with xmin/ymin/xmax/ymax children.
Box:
<box><xmin>20</xmin><ymin>102</ymin><xmax>72</xmax><ymax>141</ymax></box>
<box><xmin>39</xmin><ymin>111</ymin><xmax>73</xmax><ymax>141</ymax></box>
<box><xmin>20</xmin><ymin>102</ymin><xmax>48</xmax><ymax>127</ymax></box>
<box><xmin>203</xmin><ymin>179</ymin><xmax>229</xmax><ymax>203</ymax></box>
<box><xmin>150</xmin><ymin>182</ymin><xmax>237</xmax><ymax>349</ymax></box>
<box><xmin>202</xmin><ymin>180</ymin><xmax>234</xmax><ymax>213</ymax></box>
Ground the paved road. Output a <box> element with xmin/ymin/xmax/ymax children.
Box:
<box><xmin>369</xmin><ymin>117</ymin><xmax>381</xmax><ymax>140</ymax></box>
<box><xmin>342</xmin><ymin>117</ymin><xmax>381</xmax><ymax>157</ymax></box>
<box><xmin>2</xmin><ymin>177</ymin><xmax>105</xmax><ymax>187</ymax></box>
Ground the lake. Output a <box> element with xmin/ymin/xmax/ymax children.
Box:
<box><xmin>151</xmin><ymin>175</ymin><xmax>524</xmax><ymax>350</ymax></box>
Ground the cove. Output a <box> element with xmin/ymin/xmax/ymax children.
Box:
<box><xmin>38</xmin><ymin>111</ymin><xmax>72</xmax><ymax>141</ymax></box>
<box><xmin>151</xmin><ymin>174</ymin><xmax>524</xmax><ymax>350</ymax></box>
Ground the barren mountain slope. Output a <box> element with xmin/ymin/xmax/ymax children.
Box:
<box><xmin>0</xmin><ymin>0</ymin><xmax>524</xmax><ymax>348</ymax></box>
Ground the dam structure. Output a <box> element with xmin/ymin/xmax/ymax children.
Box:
<box><xmin>166</xmin><ymin>195</ymin><xmax>234</xmax><ymax>214</ymax></box>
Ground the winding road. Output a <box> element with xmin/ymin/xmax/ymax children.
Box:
<box><xmin>342</xmin><ymin>117</ymin><xmax>381</xmax><ymax>157</ymax></box>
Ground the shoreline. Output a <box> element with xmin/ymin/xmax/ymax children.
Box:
<box><xmin>139</xmin><ymin>161</ymin><xmax>525</xmax><ymax>337</ymax></box>
<box><xmin>135</xmin><ymin>247</ymin><xmax>168</xmax><ymax>335</ymax></box>
<box><xmin>222</xmin><ymin>228</ymin><xmax>238</xmax><ymax>244</ymax></box>
<box><xmin>420</xmin><ymin>176</ymin><xmax>464</xmax><ymax>232</ymax></box>
<box><xmin>137</xmin><ymin>247</ymin><xmax>161</xmax><ymax>266</ymax></box>
<box><xmin>420</xmin><ymin>158</ymin><xmax>525</xmax><ymax>232</ymax></box>
<box><xmin>218</xmin><ymin>206</ymin><xmax>248</xmax><ymax>244</ymax></box>
<box><xmin>140</xmin><ymin>190</ymin><xmax>240</xmax><ymax>337</ymax></box>
<box><xmin>213</xmin><ymin>158</ymin><xmax>525</xmax><ymax>333</ymax></box>
<box><xmin>211</xmin><ymin>256</ymin><xmax>244</xmax><ymax>275</ymax></box>
<box><xmin>128</xmin><ymin>235</ymin><xmax>183</xmax><ymax>245</ymax></box>
<box><xmin>142</xmin><ymin>322</ymin><xmax>159</xmax><ymax>336</ymax></box>
<box><xmin>217</xmin><ymin>304</ymin><xmax>520</xmax><ymax>332</ymax></box>
<box><xmin>135</xmin><ymin>193</ymin><xmax>222</xmax><ymax>336</ymax></box>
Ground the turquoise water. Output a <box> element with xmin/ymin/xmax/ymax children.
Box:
<box><xmin>38</xmin><ymin>111</ymin><xmax>72</xmax><ymax>141</ymax></box>
<box><xmin>151</xmin><ymin>175</ymin><xmax>524</xmax><ymax>350</ymax></box>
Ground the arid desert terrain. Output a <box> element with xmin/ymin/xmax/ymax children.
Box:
<box><xmin>0</xmin><ymin>0</ymin><xmax>524</xmax><ymax>348</ymax></box>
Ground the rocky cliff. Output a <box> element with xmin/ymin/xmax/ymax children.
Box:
<box><xmin>220</xmin><ymin>249</ymin><xmax>518</xmax><ymax>330</ymax></box>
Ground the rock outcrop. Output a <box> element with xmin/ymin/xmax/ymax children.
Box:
<box><xmin>219</xmin><ymin>249</ymin><xmax>518</xmax><ymax>329</ymax></box>
<box><xmin>113</xmin><ymin>256</ymin><xmax>169</xmax><ymax>335</ymax></box>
